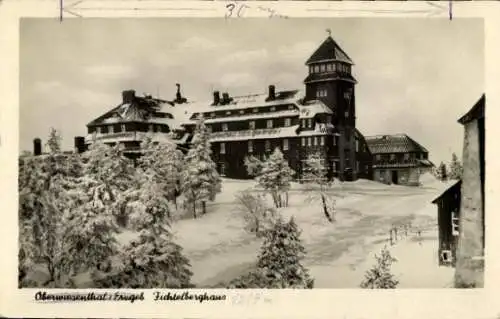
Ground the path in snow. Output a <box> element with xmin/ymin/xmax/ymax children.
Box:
<box><xmin>174</xmin><ymin>178</ymin><xmax>453</xmax><ymax>287</ymax></box>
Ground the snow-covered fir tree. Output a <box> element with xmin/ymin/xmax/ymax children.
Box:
<box><xmin>255</xmin><ymin>148</ymin><xmax>294</xmax><ymax>208</ymax></box>
<box><xmin>437</xmin><ymin>161</ymin><xmax>448</xmax><ymax>181</ymax></box>
<box><xmin>244</xmin><ymin>155</ymin><xmax>264</xmax><ymax>177</ymax></box>
<box><xmin>448</xmin><ymin>152</ymin><xmax>463</xmax><ymax>180</ymax></box>
<box><xmin>302</xmin><ymin>152</ymin><xmax>335</xmax><ymax>223</ymax></box>
<box><xmin>180</xmin><ymin>117</ymin><xmax>221</xmax><ymax>218</ymax></box>
<box><xmin>63</xmin><ymin>142</ymin><xmax>133</xmax><ymax>277</ymax></box>
<box><xmin>18</xmin><ymin>129</ymin><xmax>83</xmax><ymax>287</ymax></box>
<box><xmin>360</xmin><ymin>246</ymin><xmax>399</xmax><ymax>289</ymax></box>
<box><xmin>95</xmin><ymin>171</ymin><xmax>193</xmax><ymax>288</ymax></box>
<box><xmin>228</xmin><ymin>216</ymin><xmax>313</xmax><ymax>288</ymax></box>
<box><xmin>138</xmin><ymin>136</ymin><xmax>184</xmax><ymax>212</ymax></box>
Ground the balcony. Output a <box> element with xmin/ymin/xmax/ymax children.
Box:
<box><xmin>209</xmin><ymin>125</ymin><xmax>300</xmax><ymax>142</ymax></box>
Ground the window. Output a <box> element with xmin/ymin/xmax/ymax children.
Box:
<box><xmin>320</xmin><ymin>64</ymin><xmax>326</xmax><ymax>73</ymax></box>
<box><xmin>226</xmin><ymin>111</ymin><xmax>231</xmax><ymax>115</ymax></box>
<box><xmin>222</xmin><ymin>123</ymin><xmax>228</xmax><ymax>131</ymax></box>
<box><xmin>326</xmin><ymin>115</ymin><xmax>332</xmax><ymax>123</ymax></box>
<box><xmin>333</xmin><ymin>136</ymin><xmax>337</xmax><ymax>146</ymax></box>
<box><xmin>210</xmin><ymin>112</ymin><xmax>216</xmax><ymax>118</ymax></box>
<box><xmin>307</xmin><ymin>118</ymin><xmax>313</xmax><ymax>128</ymax></box>
<box><xmin>253</xmin><ymin>108</ymin><xmax>258</xmax><ymax>113</ymax></box>
<box><xmin>355</xmin><ymin>140</ymin><xmax>359</xmax><ymax>152</ymax></box>
<box><xmin>267</xmin><ymin>119</ymin><xmax>273</xmax><ymax>129</ymax></box>
<box><xmin>219</xmin><ymin>163</ymin><xmax>226</xmax><ymax>176</ymax></box>
<box><xmin>452</xmin><ymin>211</ymin><xmax>460</xmax><ymax>236</ymax></box>
<box><xmin>313</xmin><ymin>136</ymin><xmax>318</xmax><ymax>146</ymax></box>
<box><xmin>333</xmin><ymin>162</ymin><xmax>338</xmax><ymax>172</ymax></box>
<box><xmin>220</xmin><ymin>142</ymin><xmax>226</xmax><ymax>154</ymax></box>
<box><xmin>207</xmin><ymin>126</ymin><xmax>212</xmax><ymax>133</ymax></box>
<box><xmin>249</xmin><ymin>121</ymin><xmax>255</xmax><ymax>130</ymax></box>
<box><xmin>376</xmin><ymin>154</ymin><xmax>381</xmax><ymax>161</ymax></box>
<box><xmin>121</xmin><ymin>124</ymin><xmax>126</xmax><ymax>132</ymax></box>
<box><xmin>301</xmin><ymin>137</ymin><xmax>305</xmax><ymax>146</ymax></box>
<box><xmin>316</xmin><ymin>89</ymin><xmax>327</xmax><ymax>98</ymax></box>
<box><xmin>265</xmin><ymin>140</ymin><xmax>271</xmax><ymax>152</ymax></box>
<box><xmin>248</xmin><ymin>140</ymin><xmax>253</xmax><ymax>153</ymax></box>
<box><xmin>327</xmin><ymin>63</ymin><xmax>333</xmax><ymax>72</ymax></box>
<box><xmin>345</xmin><ymin>110</ymin><xmax>349</xmax><ymax>118</ymax></box>
<box><xmin>314</xmin><ymin>65</ymin><xmax>320</xmax><ymax>73</ymax></box>
<box><xmin>239</xmin><ymin>110</ymin><xmax>245</xmax><ymax>114</ymax></box>
<box><xmin>309</xmin><ymin>66</ymin><xmax>313</xmax><ymax>74</ymax></box>
<box><xmin>288</xmin><ymin>104</ymin><xmax>294</xmax><ymax>110</ymax></box>
<box><xmin>390</xmin><ymin>154</ymin><xmax>396</xmax><ymax>161</ymax></box>
<box><xmin>96</xmin><ymin>126</ymin><xmax>101</xmax><ymax>134</ymax></box>
<box><xmin>109</xmin><ymin>125</ymin><xmax>114</xmax><ymax>134</ymax></box>
<box><xmin>283</xmin><ymin>139</ymin><xmax>289</xmax><ymax>151</ymax></box>
<box><xmin>307</xmin><ymin>137</ymin><xmax>312</xmax><ymax>147</ymax></box>
<box><xmin>320</xmin><ymin>136</ymin><xmax>325</xmax><ymax>146</ymax></box>
<box><xmin>284</xmin><ymin>118</ymin><xmax>291</xmax><ymax>127</ymax></box>
<box><xmin>270</xmin><ymin>106</ymin><xmax>276</xmax><ymax>112</ymax></box>
<box><xmin>404</xmin><ymin>153</ymin><xmax>410</xmax><ymax>161</ymax></box>
<box><xmin>356</xmin><ymin>161</ymin><xmax>360</xmax><ymax>172</ymax></box>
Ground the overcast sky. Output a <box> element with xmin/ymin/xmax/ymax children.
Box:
<box><xmin>20</xmin><ymin>18</ymin><xmax>484</xmax><ymax>164</ymax></box>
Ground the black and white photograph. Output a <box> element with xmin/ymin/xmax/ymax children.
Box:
<box><xmin>17</xmin><ymin>17</ymin><xmax>485</xmax><ymax>290</ymax></box>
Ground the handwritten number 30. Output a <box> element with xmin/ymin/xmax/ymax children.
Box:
<box><xmin>225</xmin><ymin>3</ymin><xmax>249</xmax><ymax>18</ymax></box>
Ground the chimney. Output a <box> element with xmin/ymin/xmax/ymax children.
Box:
<box><xmin>268</xmin><ymin>85</ymin><xmax>276</xmax><ymax>101</ymax></box>
<box><xmin>222</xmin><ymin>92</ymin><xmax>230</xmax><ymax>104</ymax></box>
<box><xmin>213</xmin><ymin>91</ymin><xmax>220</xmax><ymax>106</ymax></box>
<box><xmin>122</xmin><ymin>90</ymin><xmax>136</xmax><ymax>104</ymax></box>
<box><xmin>33</xmin><ymin>138</ymin><xmax>42</xmax><ymax>156</ymax></box>
<box><xmin>74</xmin><ymin>136</ymin><xmax>86</xmax><ymax>154</ymax></box>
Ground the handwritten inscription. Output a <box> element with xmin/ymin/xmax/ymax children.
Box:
<box><xmin>225</xmin><ymin>2</ymin><xmax>288</xmax><ymax>19</ymax></box>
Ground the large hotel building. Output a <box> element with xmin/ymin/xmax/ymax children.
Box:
<box><xmin>75</xmin><ymin>34</ymin><xmax>431</xmax><ymax>183</ymax></box>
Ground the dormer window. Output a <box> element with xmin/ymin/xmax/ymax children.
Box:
<box><xmin>266</xmin><ymin>119</ymin><xmax>273</xmax><ymax>129</ymax></box>
<box><xmin>314</xmin><ymin>65</ymin><xmax>320</xmax><ymax>73</ymax></box>
<box><xmin>249</xmin><ymin>121</ymin><xmax>255</xmax><ymax>130</ymax></box>
<box><xmin>210</xmin><ymin>112</ymin><xmax>216</xmax><ymax>118</ymax></box>
<box><xmin>270</xmin><ymin>106</ymin><xmax>276</xmax><ymax>112</ymax></box>
<box><xmin>307</xmin><ymin>118</ymin><xmax>313</xmax><ymax>128</ymax></box>
<box><xmin>222</xmin><ymin>123</ymin><xmax>228</xmax><ymax>131</ymax></box>
<box><xmin>148</xmin><ymin>124</ymin><xmax>154</xmax><ymax>132</ymax></box>
<box><xmin>316</xmin><ymin>89</ymin><xmax>327</xmax><ymax>98</ymax></box>
<box><xmin>109</xmin><ymin>125</ymin><xmax>114</xmax><ymax>134</ymax></box>
<box><xmin>284</xmin><ymin>118</ymin><xmax>291</xmax><ymax>127</ymax></box>
<box><xmin>96</xmin><ymin>126</ymin><xmax>101</xmax><ymax>134</ymax></box>
<box><xmin>327</xmin><ymin>63</ymin><xmax>333</xmax><ymax>72</ymax></box>
<box><xmin>253</xmin><ymin>108</ymin><xmax>258</xmax><ymax>113</ymax></box>
<box><xmin>121</xmin><ymin>124</ymin><xmax>126</xmax><ymax>132</ymax></box>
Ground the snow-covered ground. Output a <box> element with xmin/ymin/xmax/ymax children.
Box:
<box><xmin>169</xmin><ymin>173</ymin><xmax>457</xmax><ymax>288</ymax></box>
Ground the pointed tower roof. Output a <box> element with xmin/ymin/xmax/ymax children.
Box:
<box><xmin>306</xmin><ymin>36</ymin><xmax>353</xmax><ymax>65</ymax></box>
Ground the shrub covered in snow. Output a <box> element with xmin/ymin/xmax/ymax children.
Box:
<box><xmin>360</xmin><ymin>246</ymin><xmax>399</xmax><ymax>289</ymax></box>
<box><xmin>302</xmin><ymin>152</ymin><xmax>336</xmax><ymax>223</ymax></box>
<box><xmin>255</xmin><ymin>148</ymin><xmax>294</xmax><ymax>208</ymax></box>
<box><xmin>235</xmin><ymin>190</ymin><xmax>279</xmax><ymax>237</ymax></box>
<box><xmin>227</xmin><ymin>216</ymin><xmax>314</xmax><ymax>288</ymax></box>
<box><xmin>244</xmin><ymin>155</ymin><xmax>264</xmax><ymax>177</ymax></box>
<box><xmin>181</xmin><ymin>117</ymin><xmax>222</xmax><ymax>218</ymax></box>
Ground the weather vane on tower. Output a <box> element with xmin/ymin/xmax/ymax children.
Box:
<box><xmin>326</xmin><ymin>28</ymin><xmax>332</xmax><ymax>37</ymax></box>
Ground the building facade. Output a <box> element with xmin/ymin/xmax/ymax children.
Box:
<box><xmin>365</xmin><ymin>134</ymin><xmax>433</xmax><ymax>186</ymax></box>
<box><xmin>179</xmin><ymin>35</ymin><xmax>373</xmax><ymax>181</ymax></box>
<box><xmin>83</xmin><ymin>86</ymin><xmax>190</xmax><ymax>158</ymax></box>
<box><xmin>432</xmin><ymin>180</ymin><xmax>461</xmax><ymax>267</ymax></box>
<box><xmin>454</xmin><ymin>94</ymin><xmax>485</xmax><ymax>288</ymax></box>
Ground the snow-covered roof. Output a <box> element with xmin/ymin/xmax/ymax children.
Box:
<box><xmin>297</xmin><ymin>100</ymin><xmax>333</xmax><ymax>118</ymax></box>
<box><xmin>299</xmin><ymin>123</ymin><xmax>340</xmax><ymax>136</ymax></box>
<box><xmin>84</xmin><ymin>131</ymin><xmax>175</xmax><ymax>145</ymax></box>
<box><xmin>185</xmin><ymin>90</ymin><xmax>303</xmax><ymax>119</ymax></box>
<box><xmin>365</xmin><ymin>134</ymin><xmax>429</xmax><ymax>154</ymax></box>
<box><xmin>184</xmin><ymin>109</ymin><xmax>300</xmax><ymax>125</ymax></box>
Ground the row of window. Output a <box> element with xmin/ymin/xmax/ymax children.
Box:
<box><xmin>199</xmin><ymin>105</ymin><xmax>295</xmax><ymax>119</ymax></box>
<box><xmin>219</xmin><ymin>118</ymin><xmax>293</xmax><ymax>132</ymax></box>
<box><xmin>374</xmin><ymin>153</ymin><xmax>426</xmax><ymax>161</ymax></box>
<box><xmin>219</xmin><ymin>139</ymin><xmax>290</xmax><ymax>155</ymax></box>
<box><xmin>300</xmin><ymin>136</ymin><xmax>326</xmax><ymax>147</ymax></box>
<box><xmin>309</xmin><ymin>62</ymin><xmax>351</xmax><ymax>75</ymax></box>
<box><xmin>92</xmin><ymin>123</ymin><xmax>167</xmax><ymax>134</ymax></box>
